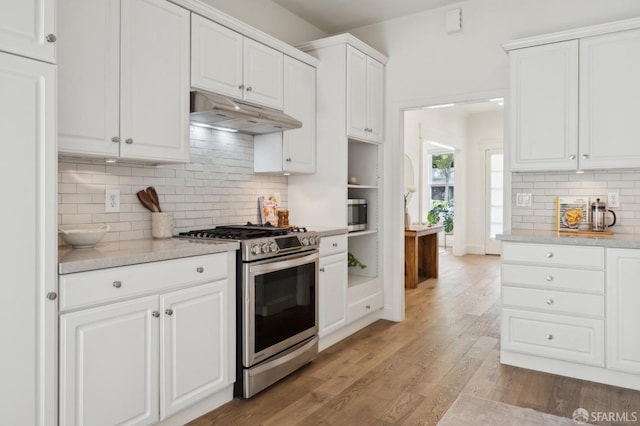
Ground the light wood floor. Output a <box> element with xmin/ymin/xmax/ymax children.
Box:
<box><xmin>189</xmin><ymin>251</ymin><xmax>640</xmax><ymax>426</ymax></box>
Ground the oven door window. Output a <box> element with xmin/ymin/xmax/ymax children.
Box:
<box><xmin>254</xmin><ymin>262</ymin><xmax>316</xmax><ymax>353</ymax></box>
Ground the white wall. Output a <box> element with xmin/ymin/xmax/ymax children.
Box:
<box><xmin>199</xmin><ymin>0</ymin><xmax>327</xmax><ymax>45</ymax></box>
<box><xmin>345</xmin><ymin>0</ymin><xmax>640</xmax><ymax>321</ymax></box>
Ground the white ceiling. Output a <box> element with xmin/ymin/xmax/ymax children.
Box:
<box><xmin>271</xmin><ymin>0</ymin><xmax>463</xmax><ymax>34</ymax></box>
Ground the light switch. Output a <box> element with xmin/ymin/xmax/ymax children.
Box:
<box><xmin>516</xmin><ymin>193</ymin><xmax>532</xmax><ymax>207</ymax></box>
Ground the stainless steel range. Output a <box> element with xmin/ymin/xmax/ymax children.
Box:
<box><xmin>178</xmin><ymin>224</ymin><xmax>320</xmax><ymax>398</ymax></box>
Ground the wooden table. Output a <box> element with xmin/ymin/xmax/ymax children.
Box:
<box><xmin>404</xmin><ymin>225</ymin><xmax>444</xmax><ymax>289</ymax></box>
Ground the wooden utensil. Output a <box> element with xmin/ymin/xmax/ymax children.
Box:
<box><xmin>146</xmin><ymin>186</ymin><xmax>162</xmax><ymax>212</ymax></box>
<box><xmin>137</xmin><ymin>190</ymin><xmax>156</xmax><ymax>212</ymax></box>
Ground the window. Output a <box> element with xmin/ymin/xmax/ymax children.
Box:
<box><xmin>430</xmin><ymin>154</ymin><xmax>454</xmax><ymax>202</ymax></box>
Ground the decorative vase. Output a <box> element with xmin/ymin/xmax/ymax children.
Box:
<box><xmin>404</xmin><ymin>208</ymin><xmax>411</xmax><ymax>228</ymax></box>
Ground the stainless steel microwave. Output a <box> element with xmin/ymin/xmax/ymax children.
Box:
<box><xmin>347</xmin><ymin>199</ymin><xmax>367</xmax><ymax>232</ymax></box>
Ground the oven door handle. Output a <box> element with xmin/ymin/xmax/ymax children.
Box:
<box><xmin>248</xmin><ymin>251</ymin><xmax>319</xmax><ymax>275</ymax></box>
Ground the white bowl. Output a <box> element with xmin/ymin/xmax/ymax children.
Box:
<box><xmin>59</xmin><ymin>224</ymin><xmax>110</xmax><ymax>248</ymax></box>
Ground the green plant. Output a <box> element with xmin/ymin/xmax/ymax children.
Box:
<box><xmin>427</xmin><ymin>199</ymin><xmax>454</xmax><ymax>233</ymax></box>
<box><xmin>347</xmin><ymin>252</ymin><xmax>366</xmax><ymax>269</ymax></box>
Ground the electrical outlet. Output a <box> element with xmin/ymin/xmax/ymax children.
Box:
<box><xmin>105</xmin><ymin>189</ymin><xmax>120</xmax><ymax>213</ymax></box>
<box><xmin>608</xmin><ymin>192</ymin><xmax>620</xmax><ymax>208</ymax></box>
<box><xmin>516</xmin><ymin>193</ymin><xmax>532</xmax><ymax>207</ymax></box>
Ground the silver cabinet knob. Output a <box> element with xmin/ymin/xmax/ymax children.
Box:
<box><xmin>546</xmin><ymin>275</ymin><xmax>553</xmax><ymax>282</ymax></box>
<box><xmin>546</xmin><ymin>252</ymin><xmax>554</xmax><ymax>258</ymax></box>
<box><xmin>165</xmin><ymin>309</ymin><xmax>173</xmax><ymax>316</ymax></box>
<box><xmin>111</xmin><ymin>136</ymin><xmax>120</xmax><ymax>143</ymax></box>
<box><xmin>152</xmin><ymin>311</ymin><xmax>160</xmax><ymax>318</ymax></box>
<box><xmin>238</xmin><ymin>84</ymin><xmax>245</xmax><ymax>90</ymax></box>
<box><xmin>546</xmin><ymin>334</ymin><xmax>554</xmax><ymax>340</ymax></box>
<box><xmin>569</xmin><ymin>154</ymin><xmax>576</xmax><ymax>160</ymax></box>
<box><xmin>319</xmin><ymin>267</ymin><xmax>325</xmax><ymax>272</ymax></box>
<box><xmin>196</xmin><ymin>266</ymin><xmax>204</xmax><ymax>273</ymax></box>
<box><xmin>285</xmin><ymin>158</ymin><xmax>292</xmax><ymax>162</ymax></box>
<box><xmin>582</xmin><ymin>154</ymin><xmax>589</xmax><ymax>159</ymax></box>
<box><xmin>112</xmin><ymin>281</ymin><xmax>122</xmax><ymax>288</ymax></box>
<box><xmin>47</xmin><ymin>292</ymin><xmax>57</xmax><ymax>301</ymax></box>
<box><xmin>546</xmin><ymin>299</ymin><xmax>554</xmax><ymax>305</ymax></box>
<box><xmin>332</xmin><ymin>242</ymin><xmax>338</xmax><ymax>247</ymax></box>
<box><xmin>45</xmin><ymin>34</ymin><xmax>57</xmax><ymax>43</ymax></box>
<box><xmin>125</xmin><ymin>138</ymin><xmax>133</xmax><ymax>144</ymax></box>
<box><xmin>365</xmin><ymin>305</ymin><xmax>371</xmax><ymax>310</ymax></box>
<box><xmin>246</xmin><ymin>86</ymin><xmax>252</xmax><ymax>92</ymax></box>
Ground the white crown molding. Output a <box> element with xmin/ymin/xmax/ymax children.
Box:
<box><xmin>296</xmin><ymin>33</ymin><xmax>389</xmax><ymax>64</ymax></box>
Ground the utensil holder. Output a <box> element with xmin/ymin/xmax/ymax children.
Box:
<box><xmin>151</xmin><ymin>212</ymin><xmax>174</xmax><ymax>239</ymax></box>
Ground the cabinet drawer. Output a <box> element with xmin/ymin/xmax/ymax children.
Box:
<box><xmin>501</xmin><ymin>264</ymin><xmax>604</xmax><ymax>293</ymax></box>
<box><xmin>348</xmin><ymin>291</ymin><xmax>382</xmax><ymax>322</ymax></box>
<box><xmin>502</xmin><ymin>286</ymin><xmax>604</xmax><ymax>317</ymax></box>
<box><xmin>501</xmin><ymin>308</ymin><xmax>604</xmax><ymax>366</ymax></box>
<box><xmin>502</xmin><ymin>242</ymin><xmax>604</xmax><ymax>268</ymax></box>
<box><xmin>60</xmin><ymin>253</ymin><xmax>228</xmax><ymax>311</ymax></box>
<box><xmin>320</xmin><ymin>234</ymin><xmax>347</xmax><ymax>256</ymax></box>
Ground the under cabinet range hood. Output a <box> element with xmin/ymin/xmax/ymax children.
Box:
<box><xmin>189</xmin><ymin>91</ymin><xmax>302</xmax><ymax>135</ymax></box>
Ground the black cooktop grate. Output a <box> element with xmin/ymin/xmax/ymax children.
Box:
<box><xmin>178</xmin><ymin>222</ymin><xmax>308</xmax><ymax>240</ymax></box>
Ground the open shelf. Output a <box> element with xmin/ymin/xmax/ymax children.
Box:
<box><xmin>347</xmin><ymin>273</ymin><xmax>376</xmax><ymax>288</ymax></box>
<box><xmin>347</xmin><ymin>229</ymin><xmax>377</xmax><ymax>238</ymax></box>
<box><xmin>347</xmin><ymin>184</ymin><xmax>378</xmax><ymax>189</ymax></box>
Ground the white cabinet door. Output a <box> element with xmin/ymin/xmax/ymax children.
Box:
<box><xmin>191</xmin><ymin>13</ymin><xmax>244</xmax><ymax>100</ymax></box>
<box><xmin>319</xmin><ymin>253</ymin><xmax>348</xmax><ymax>336</ymax></box>
<box><xmin>58</xmin><ymin>0</ymin><xmax>120</xmax><ymax>157</ymax></box>
<box><xmin>59</xmin><ymin>296</ymin><xmax>160</xmax><ymax>426</ymax></box>
<box><xmin>509</xmin><ymin>40</ymin><xmax>579</xmax><ymax>171</ymax></box>
<box><xmin>579</xmin><ymin>29</ymin><xmax>640</xmax><ymax>169</ymax></box>
<box><xmin>346</xmin><ymin>46</ymin><xmax>367</xmax><ymax>140</ymax></box>
<box><xmin>0</xmin><ymin>52</ymin><xmax>56</xmax><ymax>426</ymax></box>
<box><xmin>160</xmin><ymin>280</ymin><xmax>230</xmax><ymax>419</ymax></box>
<box><xmin>366</xmin><ymin>57</ymin><xmax>384</xmax><ymax>142</ymax></box>
<box><xmin>243</xmin><ymin>38</ymin><xmax>283</xmax><ymax>109</ymax></box>
<box><xmin>606</xmin><ymin>249</ymin><xmax>640</xmax><ymax>374</ymax></box>
<box><xmin>120</xmin><ymin>0</ymin><xmax>190</xmax><ymax>162</ymax></box>
<box><xmin>283</xmin><ymin>57</ymin><xmax>316</xmax><ymax>173</ymax></box>
<box><xmin>0</xmin><ymin>0</ymin><xmax>55</xmax><ymax>63</ymax></box>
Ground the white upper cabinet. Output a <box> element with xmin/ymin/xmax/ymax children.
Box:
<box><xmin>58</xmin><ymin>0</ymin><xmax>190</xmax><ymax>163</ymax></box>
<box><xmin>579</xmin><ymin>28</ymin><xmax>640</xmax><ymax>169</ymax></box>
<box><xmin>254</xmin><ymin>56</ymin><xmax>316</xmax><ymax>174</ymax></box>
<box><xmin>347</xmin><ymin>46</ymin><xmax>383</xmax><ymax>142</ymax></box>
<box><xmin>0</xmin><ymin>0</ymin><xmax>56</xmax><ymax>63</ymax></box>
<box><xmin>509</xmin><ymin>41</ymin><xmax>579</xmax><ymax>171</ymax></box>
<box><xmin>191</xmin><ymin>14</ymin><xmax>284</xmax><ymax>110</ymax></box>
<box><xmin>507</xmin><ymin>22</ymin><xmax>640</xmax><ymax>172</ymax></box>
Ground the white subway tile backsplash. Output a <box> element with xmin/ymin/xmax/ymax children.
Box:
<box><xmin>511</xmin><ymin>169</ymin><xmax>640</xmax><ymax>233</ymax></box>
<box><xmin>58</xmin><ymin>128</ymin><xmax>288</xmax><ymax>244</ymax></box>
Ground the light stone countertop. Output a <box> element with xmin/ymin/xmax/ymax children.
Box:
<box><xmin>305</xmin><ymin>226</ymin><xmax>348</xmax><ymax>237</ymax></box>
<box><xmin>59</xmin><ymin>238</ymin><xmax>239</xmax><ymax>274</ymax></box>
<box><xmin>497</xmin><ymin>229</ymin><xmax>640</xmax><ymax>249</ymax></box>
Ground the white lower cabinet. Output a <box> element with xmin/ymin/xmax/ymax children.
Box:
<box><xmin>606</xmin><ymin>248</ymin><xmax>640</xmax><ymax>374</ymax></box>
<box><xmin>319</xmin><ymin>252</ymin><xmax>347</xmax><ymax>337</ymax></box>
<box><xmin>59</xmin><ymin>252</ymin><xmax>235</xmax><ymax>425</ymax></box>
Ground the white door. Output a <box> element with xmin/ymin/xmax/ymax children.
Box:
<box><xmin>485</xmin><ymin>150</ymin><xmax>503</xmax><ymax>254</ymax></box>
<box><xmin>346</xmin><ymin>45</ymin><xmax>367</xmax><ymax>140</ymax></box>
<box><xmin>120</xmin><ymin>0</ymin><xmax>190</xmax><ymax>162</ymax></box>
<box><xmin>366</xmin><ymin>57</ymin><xmax>384</xmax><ymax>142</ymax></box>
<box><xmin>59</xmin><ymin>296</ymin><xmax>160</xmax><ymax>426</ymax></box>
<box><xmin>160</xmin><ymin>281</ymin><xmax>230</xmax><ymax>419</ymax></box>
<box><xmin>579</xmin><ymin>28</ymin><xmax>640</xmax><ymax>169</ymax></box>
<box><xmin>509</xmin><ymin>40</ymin><xmax>578</xmax><ymax>171</ymax></box>
<box><xmin>283</xmin><ymin>57</ymin><xmax>316</xmax><ymax>173</ymax></box>
<box><xmin>0</xmin><ymin>51</ymin><xmax>56</xmax><ymax>426</ymax></box>
<box><xmin>57</xmin><ymin>0</ymin><xmax>120</xmax><ymax>157</ymax></box>
<box><xmin>243</xmin><ymin>38</ymin><xmax>284</xmax><ymax>109</ymax></box>
<box><xmin>0</xmin><ymin>0</ymin><xmax>55</xmax><ymax>63</ymax></box>
<box><xmin>190</xmin><ymin>14</ymin><xmax>244</xmax><ymax>99</ymax></box>
<box><xmin>319</xmin><ymin>253</ymin><xmax>348</xmax><ymax>336</ymax></box>
<box><xmin>606</xmin><ymin>249</ymin><xmax>640</xmax><ymax>374</ymax></box>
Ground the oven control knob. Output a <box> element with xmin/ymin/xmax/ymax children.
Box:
<box><xmin>251</xmin><ymin>244</ymin><xmax>261</xmax><ymax>255</ymax></box>
<box><xmin>269</xmin><ymin>242</ymin><xmax>278</xmax><ymax>253</ymax></box>
<box><xmin>261</xmin><ymin>243</ymin><xmax>269</xmax><ymax>253</ymax></box>
<box><xmin>301</xmin><ymin>237</ymin><xmax>309</xmax><ymax>246</ymax></box>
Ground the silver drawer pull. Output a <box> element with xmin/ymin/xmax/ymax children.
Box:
<box><xmin>546</xmin><ymin>275</ymin><xmax>553</xmax><ymax>282</ymax></box>
<box><xmin>546</xmin><ymin>334</ymin><xmax>554</xmax><ymax>340</ymax></box>
<box><xmin>332</xmin><ymin>243</ymin><xmax>338</xmax><ymax>247</ymax></box>
<box><xmin>319</xmin><ymin>267</ymin><xmax>325</xmax><ymax>272</ymax></box>
<box><xmin>196</xmin><ymin>267</ymin><xmax>204</xmax><ymax>273</ymax></box>
<box><xmin>365</xmin><ymin>305</ymin><xmax>371</xmax><ymax>310</ymax></box>
<box><xmin>546</xmin><ymin>299</ymin><xmax>554</xmax><ymax>305</ymax></box>
<box><xmin>113</xmin><ymin>281</ymin><xmax>122</xmax><ymax>288</ymax></box>
<box><xmin>546</xmin><ymin>252</ymin><xmax>554</xmax><ymax>258</ymax></box>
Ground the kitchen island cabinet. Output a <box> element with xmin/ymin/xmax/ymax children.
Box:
<box><xmin>59</xmin><ymin>250</ymin><xmax>236</xmax><ymax>426</ymax></box>
<box><xmin>498</xmin><ymin>231</ymin><xmax>640</xmax><ymax>391</ymax></box>
<box><xmin>505</xmin><ymin>18</ymin><xmax>640</xmax><ymax>171</ymax></box>
<box><xmin>58</xmin><ymin>0</ymin><xmax>191</xmax><ymax>163</ymax></box>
